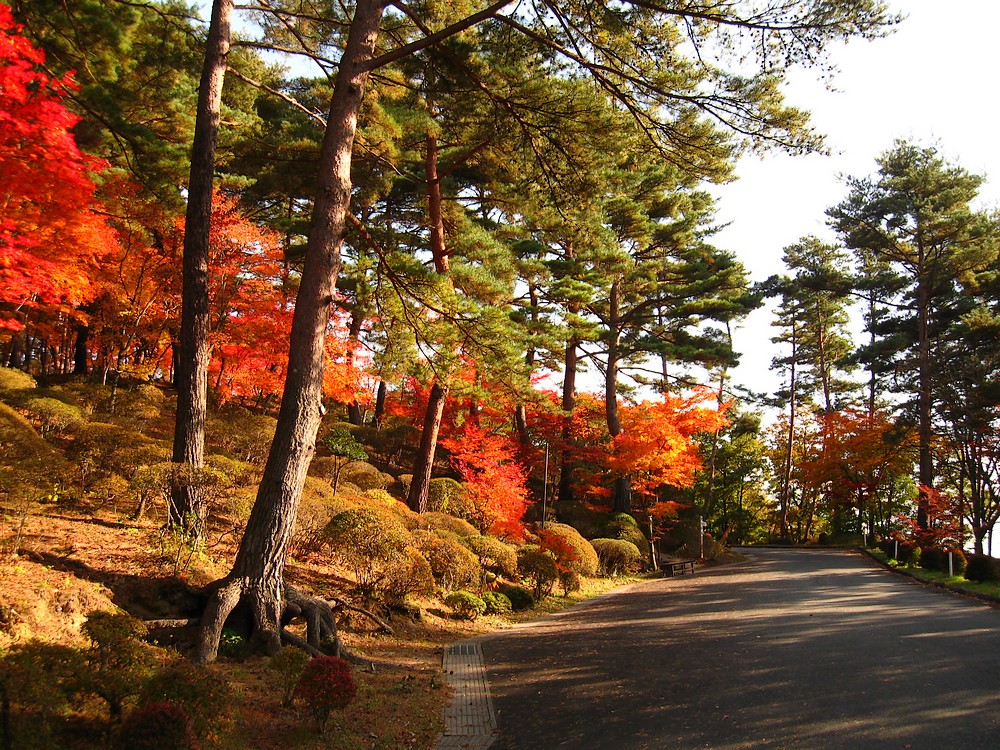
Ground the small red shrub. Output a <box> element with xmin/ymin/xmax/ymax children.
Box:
<box><xmin>294</xmin><ymin>656</ymin><xmax>356</xmax><ymax>733</ymax></box>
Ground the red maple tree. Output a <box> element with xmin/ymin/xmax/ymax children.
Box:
<box><xmin>0</xmin><ymin>5</ymin><xmax>116</xmax><ymax>328</ymax></box>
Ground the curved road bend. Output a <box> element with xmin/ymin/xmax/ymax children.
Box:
<box><xmin>480</xmin><ymin>548</ymin><xmax>1000</xmax><ymax>750</ymax></box>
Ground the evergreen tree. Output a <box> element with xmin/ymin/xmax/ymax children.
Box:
<box><xmin>829</xmin><ymin>141</ymin><xmax>998</xmax><ymax>527</ymax></box>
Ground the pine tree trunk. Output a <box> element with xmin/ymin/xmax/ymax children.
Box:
<box><xmin>171</xmin><ymin>0</ymin><xmax>232</xmax><ymax>536</ymax></box>
<box><xmin>606</xmin><ymin>282</ymin><xmax>631</xmax><ymax>513</ymax></box>
<box><xmin>196</xmin><ymin>0</ymin><xmax>385</xmax><ymax>664</ymax></box>
<box><xmin>407</xmin><ymin>381</ymin><xmax>449</xmax><ymax>513</ymax></box>
<box><xmin>557</xmin><ymin>331</ymin><xmax>578</xmax><ymax>505</ymax></box>
<box><xmin>916</xmin><ymin>268</ymin><xmax>933</xmax><ymax>528</ymax></box>
<box><xmin>371</xmin><ymin>380</ymin><xmax>386</xmax><ymax>428</ymax></box>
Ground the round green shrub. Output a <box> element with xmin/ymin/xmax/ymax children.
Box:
<box><xmin>364</xmin><ymin>488</ymin><xmax>397</xmax><ymax>505</ymax></box>
<box><xmin>427</xmin><ymin>477</ymin><xmax>475</xmax><ymax>518</ymax></box>
<box><xmin>481</xmin><ymin>591</ymin><xmax>513</xmax><ymax>616</ymax></box>
<box><xmin>536</xmin><ymin>522</ymin><xmax>599</xmax><ymax>576</ymax></box>
<box><xmin>896</xmin><ymin>542</ymin><xmax>920</xmax><ymax>566</ymax></box>
<box><xmin>0</xmin><ymin>366</ymin><xmax>36</xmax><ymax>393</ymax></box>
<box><xmin>496</xmin><ymin>583</ymin><xmax>534</xmax><ymax>611</ymax></box>
<box><xmin>559</xmin><ymin>569</ymin><xmax>581</xmax><ymax>595</ymax></box>
<box><xmin>419</xmin><ymin>512</ymin><xmax>480</xmax><ymax>539</ymax></box>
<box><xmin>381</xmin><ymin>546</ymin><xmax>436</xmax><ymax>604</ymax></box>
<box><xmin>947</xmin><ymin>548</ymin><xmax>968</xmax><ymax>576</ymax></box>
<box><xmin>322</xmin><ymin>507</ymin><xmax>412</xmax><ymax>598</ymax></box>
<box><xmin>269</xmin><ymin>647</ymin><xmax>312</xmax><ymax>707</ymax></box>
<box><xmin>22</xmin><ymin>396</ymin><xmax>85</xmax><ymax>438</ymax></box>
<box><xmin>919</xmin><ymin>547</ymin><xmax>945</xmax><ymax>571</ymax></box>
<box><xmin>294</xmin><ymin>656</ymin><xmax>356</xmax><ymax>734</ymax></box>
<box><xmin>607</xmin><ymin>521</ymin><xmax>650</xmax><ymax>558</ymax></box>
<box><xmin>964</xmin><ymin>553</ymin><xmax>999</xmax><ymax>582</ymax></box>
<box><xmin>464</xmin><ymin>535</ymin><xmax>518</xmax><ymax>579</ymax></box>
<box><xmin>116</xmin><ymin>702</ymin><xmax>198</xmax><ymax>750</ymax></box>
<box><xmin>591</xmin><ymin>538</ymin><xmax>643</xmax><ymax>577</ymax></box>
<box><xmin>608</xmin><ymin>512</ymin><xmax>638</xmax><ymax>527</ymax></box>
<box><xmin>339</xmin><ymin>461</ymin><xmax>387</xmax><ymax>491</ymax></box>
<box><xmin>411</xmin><ymin>530</ymin><xmax>482</xmax><ymax>591</ymax></box>
<box><xmin>444</xmin><ymin>590</ymin><xmax>487</xmax><ymax>620</ymax></box>
<box><xmin>517</xmin><ymin>545</ymin><xmax>558</xmax><ymax>599</ymax></box>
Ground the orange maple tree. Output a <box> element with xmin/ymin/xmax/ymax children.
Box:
<box><xmin>608</xmin><ymin>390</ymin><xmax>728</xmax><ymax>518</ymax></box>
<box><xmin>0</xmin><ymin>5</ymin><xmax>116</xmax><ymax>328</ymax></box>
<box><xmin>797</xmin><ymin>407</ymin><xmax>916</xmax><ymax>524</ymax></box>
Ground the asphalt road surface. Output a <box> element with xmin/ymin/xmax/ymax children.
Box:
<box><xmin>481</xmin><ymin>548</ymin><xmax>1000</xmax><ymax>749</ymax></box>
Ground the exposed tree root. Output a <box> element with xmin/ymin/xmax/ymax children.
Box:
<box><xmin>328</xmin><ymin>596</ymin><xmax>394</xmax><ymax>634</ymax></box>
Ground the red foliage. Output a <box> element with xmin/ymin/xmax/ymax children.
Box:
<box><xmin>294</xmin><ymin>656</ymin><xmax>356</xmax><ymax>732</ymax></box>
<box><xmin>0</xmin><ymin>5</ymin><xmax>117</xmax><ymax>327</ymax></box>
<box><xmin>440</xmin><ymin>424</ymin><xmax>530</xmax><ymax>538</ymax></box>
<box><xmin>897</xmin><ymin>486</ymin><xmax>966</xmax><ymax>550</ymax></box>
<box><xmin>536</xmin><ymin>528</ymin><xmax>579</xmax><ymax>573</ymax></box>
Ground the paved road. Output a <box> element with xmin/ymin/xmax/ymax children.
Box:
<box><xmin>480</xmin><ymin>548</ymin><xmax>1000</xmax><ymax>749</ymax></box>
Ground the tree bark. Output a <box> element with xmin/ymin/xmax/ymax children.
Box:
<box><xmin>606</xmin><ymin>280</ymin><xmax>631</xmax><ymax>514</ymax></box>
<box><xmin>407</xmin><ymin>380</ymin><xmax>449</xmax><ymax>513</ymax></box>
<box><xmin>916</xmin><ymin>265</ymin><xmax>933</xmax><ymax>529</ymax></box>
<box><xmin>371</xmin><ymin>379</ymin><xmax>386</xmax><ymax>428</ymax></box>
<box><xmin>557</xmin><ymin>329</ymin><xmax>578</xmax><ymax>505</ymax></box>
<box><xmin>171</xmin><ymin>0</ymin><xmax>232</xmax><ymax>536</ymax></box>
<box><xmin>196</xmin><ymin>0</ymin><xmax>385</xmax><ymax>663</ymax></box>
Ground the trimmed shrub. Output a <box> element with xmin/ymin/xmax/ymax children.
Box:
<box><xmin>364</xmin><ymin>488</ymin><xmax>397</xmax><ymax>506</ymax></box>
<box><xmin>559</xmin><ymin>569</ymin><xmax>581</xmax><ymax>596</ymax></box>
<box><xmin>206</xmin><ymin>407</ymin><xmax>276</xmax><ymax>466</ymax></box>
<box><xmin>418</xmin><ymin>511</ymin><xmax>480</xmax><ymax>539</ymax></box>
<box><xmin>896</xmin><ymin>542</ymin><xmax>920</xmax><ymax>566</ymax></box>
<box><xmin>410</xmin><ymin>530</ymin><xmax>482</xmax><ymax>591</ymax></box>
<box><xmin>138</xmin><ymin>661</ymin><xmax>234</xmax><ymax>740</ymax></box>
<box><xmin>116</xmin><ymin>702</ymin><xmax>199</xmax><ymax>750</ymax></box>
<box><xmin>964</xmin><ymin>554</ymin><xmax>1000</xmax><ymax>582</ymax></box>
<box><xmin>82</xmin><ymin>612</ymin><xmax>158</xmax><ymax>718</ymax></box>
<box><xmin>427</xmin><ymin>477</ymin><xmax>475</xmax><ymax>519</ymax></box>
<box><xmin>919</xmin><ymin>547</ymin><xmax>945</xmax><ymax>572</ymax></box>
<box><xmin>295</xmin><ymin>656</ymin><xmax>356</xmax><ymax>733</ymax></box>
<box><xmin>21</xmin><ymin>396</ymin><xmax>85</xmax><ymax>438</ymax></box>
<box><xmin>481</xmin><ymin>591</ymin><xmax>513</xmax><ymax>616</ymax></box>
<box><xmin>339</xmin><ymin>460</ymin><xmax>387</xmax><ymax>491</ymax></box>
<box><xmin>322</xmin><ymin>507</ymin><xmax>412</xmax><ymax>599</ymax></box>
<box><xmin>607</xmin><ymin>521</ymin><xmax>650</xmax><ymax>559</ymax></box>
<box><xmin>445</xmin><ymin>590</ymin><xmax>487</xmax><ymax>620</ymax></box>
<box><xmin>269</xmin><ymin>647</ymin><xmax>312</xmax><ymax>707</ymax></box>
<box><xmin>608</xmin><ymin>512</ymin><xmax>638</xmax><ymax>528</ymax></box>
<box><xmin>381</xmin><ymin>546</ymin><xmax>436</xmax><ymax>604</ymax></box>
<box><xmin>0</xmin><ymin>640</ymin><xmax>84</xmax><ymax>742</ymax></box>
<box><xmin>0</xmin><ymin>366</ymin><xmax>35</xmax><ymax>393</ymax></box>
<box><xmin>464</xmin><ymin>535</ymin><xmax>518</xmax><ymax>580</ymax></box>
<box><xmin>947</xmin><ymin>548</ymin><xmax>968</xmax><ymax>576</ymax></box>
<box><xmin>496</xmin><ymin>583</ymin><xmax>534</xmax><ymax>611</ymax></box>
<box><xmin>517</xmin><ymin>545</ymin><xmax>558</xmax><ymax>599</ymax></box>
<box><xmin>536</xmin><ymin>522</ymin><xmax>599</xmax><ymax>577</ymax></box>
<box><xmin>591</xmin><ymin>538</ymin><xmax>643</xmax><ymax>577</ymax></box>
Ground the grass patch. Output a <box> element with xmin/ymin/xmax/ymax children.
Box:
<box><xmin>866</xmin><ymin>548</ymin><xmax>1000</xmax><ymax>602</ymax></box>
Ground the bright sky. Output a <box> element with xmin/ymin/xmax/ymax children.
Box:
<box><xmin>713</xmin><ymin>0</ymin><xmax>1000</xmax><ymax>400</ymax></box>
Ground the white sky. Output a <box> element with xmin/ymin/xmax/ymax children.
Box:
<box><xmin>713</xmin><ymin>0</ymin><xmax>1000</xmax><ymax>400</ymax></box>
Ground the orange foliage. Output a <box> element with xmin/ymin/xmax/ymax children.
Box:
<box><xmin>797</xmin><ymin>407</ymin><xmax>916</xmax><ymax>508</ymax></box>
<box><xmin>609</xmin><ymin>390</ymin><xmax>728</xmax><ymax>500</ymax></box>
